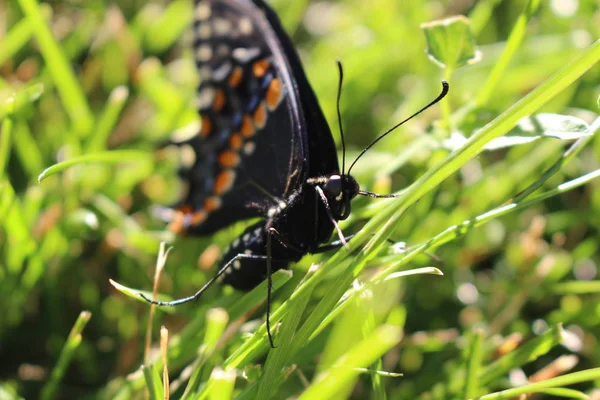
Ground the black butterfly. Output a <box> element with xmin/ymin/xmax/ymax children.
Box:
<box><xmin>142</xmin><ymin>0</ymin><xmax>448</xmax><ymax>347</ymax></box>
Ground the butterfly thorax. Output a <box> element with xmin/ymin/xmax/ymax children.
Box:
<box><xmin>220</xmin><ymin>173</ymin><xmax>359</xmax><ymax>289</ymax></box>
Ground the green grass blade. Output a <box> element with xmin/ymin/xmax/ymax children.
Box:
<box><xmin>13</xmin><ymin>120</ymin><xmax>45</xmax><ymax>181</ymax></box>
<box><xmin>0</xmin><ymin>12</ymin><xmax>37</xmax><ymax>66</ymax></box>
<box><xmin>511</xmin><ymin>116</ymin><xmax>600</xmax><ymax>202</ymax></box>
<box><xmin>0</xmin><ymin>83</ymin><xmax>44</xmax><ymax>120</ymax></box>
<box><xmin>550</xmin><ymin>280</ymin><xmax>600</xmax><ymax>294</ymax></box>
<box><xmin>480</xmin><ymin>324</ymin><xmax>564</xmax><ymax>384</ymax></box>
<box><xmin>206</xmin><ymin>368</ymin><xmax>236</xmax><ymax>400</ymax></box>
<box><xmin>0</xmin><ymin>115</ymin><xmax>14</xmax><ymax>178</ymax></box>
<box><xmin>464</xmin><ymin>329</ymin><xmax>484</xmax><ymax>399</ymax></box>
<box><xmin>298</xmin><ymin>325</ymin><xmax>402</xmax><ymax>400</ymax></box>
<box><xmin>181</xmin><ymin>308</ymin><xmax>229</xmax><ymax>399</ymax></box>
<box><xmin>474</xmin><ymin>367</ymin><xmax>600</xmax><ymax>400</ymax></box>
<box><xmin>374</xmin><ymin>167</ymin><xmax>600</xmax><ymax>284</ymax></box>
<box><xmin>17</xmin><ymin>0</ymin><xmax>94</xmax><ymax>137</ymax></box>
<box><xmin>256</xmin><ymin>282</ymin><xmax>313</xmax><ymax>399</ymax></box>
<box><xmin>38</xmin><ymin>150</ymin><xmax>152</xmax><ymax>182</ymax></box>
<box><xmin>85</xmin><ymin>86</ymin><xmax>130</xmax><ymax>152</ymax></box>
<box><xmin>141</xmin><ymin>364</ymin><xmax>162</xmax><ymax>400</ymax></box>
<box><xmin>475</xmin><ymin>0</ymin><xmax>541</xmax><ymax>106</ymax></box>
<box><xmin>143</xmin><ymin>0</ymin><xmax>193</xmax><ymax>54</ymax></box>
<box><xmin>40</xmin><ymin>311</ymin><xmax>92</xmax><ymax>400</ymax></box>
<box><xmin>468</xmin><ymin>0</ymin><xmax>503</xmax><ymax>35</ymax></box>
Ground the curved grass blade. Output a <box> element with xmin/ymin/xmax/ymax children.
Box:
<box><xmin>473</xmin><ymin>367</ymin><xmax>600</xmax><ymax>400</ymax></box>
<box><xmin>38</xmin><ymin>150</ymin><xmax>152</xmax><ymax>182</ymax></box>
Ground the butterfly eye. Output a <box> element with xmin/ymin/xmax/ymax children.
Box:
<box><xmin>324</xmin><ymin>175</ymin><xmax>343</xmax><ymax>197</ymax></box>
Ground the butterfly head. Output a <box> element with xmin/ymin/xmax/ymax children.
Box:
<box><xmin>323</xmin><ymin>174</ymin><xmax>359</xmax><ymax>220</ymax></box>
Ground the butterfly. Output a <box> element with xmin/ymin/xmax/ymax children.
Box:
<box><xmin>142</xmin><ymin>0</ymin><xmax>448</xmax><ymax>347</ymax></box>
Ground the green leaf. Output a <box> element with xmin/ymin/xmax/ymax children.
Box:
<box><xmin>421</xmin><ymin>15</ymin><xmax>481</xmax><ymax>70</ymax></box>
<box><xmin>444</xmin><ymin>113</ymin><xmax>592</xmax><ymax>151</ymax></box>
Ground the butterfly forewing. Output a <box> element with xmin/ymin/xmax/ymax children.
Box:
<box><xmin>254</xmin><ymin>0</ymin><xmax>339</xmax><ymax>178</ymax></box>
<box><xmin>170</xmin><ymin>0</ymin><xmax>308</xmax><ymax>235</ymax></box>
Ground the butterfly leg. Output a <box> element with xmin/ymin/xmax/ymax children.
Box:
<box><xmin>314</xmin><ymin>235</ymin><xmax>401</xmax><ymax>254</ymax></box>
<box><xmin>314</xmin><ymin>186</ymin><xmax>349</xmax><ymax>249</ymax></box>
<box><xmin>264</xmin><ymin>226</ymin><xmax>307</xmax><ymax>348</ymax></box>
<box><xmin>138</xmin><ymin>253</ymin><xmax>271</xmax><ymax>307</ymax></box>
<box><xmin>313</xmin><ymin>234</ymin><xmax>356</xmax><ymax>253</ymax></box>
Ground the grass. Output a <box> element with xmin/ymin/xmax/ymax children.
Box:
<box><xmin>2</xmin><ymin>0</ymin><xmax>600</xmax><ymax>399</ymax></box>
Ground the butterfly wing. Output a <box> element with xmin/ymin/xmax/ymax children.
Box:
<box><xmin>254</xmin><ymin>0</ymin><xmax>340</xmax><ymax>178</ymax></box>
<box><xmin>169</xmin><ymin>0</ymin><xmax>310</xmax><ymax>234</ymax></box>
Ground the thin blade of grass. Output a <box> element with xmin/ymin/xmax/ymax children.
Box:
<box><xmin>141</xmin><ymin>364</ymin><xmax>162</xmax><ymax>400</ymax></box>
<box><xmin>143</xmin><ymin>0</ymin><xmax>193</xmax><ymax>54</ymax></box>
<box><xmin>511</xmin><ymin>116</ymin><xmax>600</xmax><ymax>203</ymax></box>
<box><xmin>298</xmin><ymin>325</ymin><xmax>402</xmax><ymax>400</ymax></box>
<box><xmin>40</xmin><ymin>311</ymin><xmax>92</xmax><ymax>400</ymax></box>
<box><xmin>256</xmin><ymin>282</ymin><xmax>314</xmax><ymax>400</ymax></box>
<box><xmin>180</xmin><ymin>308</ymin><xmax>229</xmax><ymax>399</ymax></box>
<box><xmin>38</xmin><ymin>150</ymin><xmax>152</xmax><ymax>182</ymax></box>
<box><xmin>0</xmin><ymin>83</ymin><xmax>44</xmax><ymax>119</ymax></box>
<box><xmin>550</xmin><ymin>281</ymin><xmax>600</xmax><ymax>294</ymax></box>
<box><xmin>13</xmin><ymin>121</ymin><xmax>45</xmax><ymax>181</ymax></box>
<box><xmin>0</xmin><ymin>115</ymin><xmax>14</xmax><ymax>178</ymax></box>
<box><xmin>474</xmin><ymin>367</ymin><xmax>600</xmax><ymax>400</ymax></box>
<box><xmin>85</xmin><ymin>86</ymin><xmax>130</xmax><ymax>152</ymax></box>
<box><xmin>206</xmin><ymin>368</ymin><xmax>236</xmax><ymax>400</ymax></box>
<box><xmin>0</xmin><ymin>5</ymin><xmax>51</xmax><ymax>66</ymax></box>
<box><xmin>309</xmin><ymin>267</ymin><xmax>442</xmax><ymax>343</ymax></box>
<box><xmin>479</xmin><ymin>324</ymin><xmax>564</xmax><ymax>384</ymax></box>
<box><xmin>17</xmin><ymin>0</ymin><xmax>94</xmax><ymax>137</ymax></box>
<box><xmin>373</xmin><ymin>167</ymin><xmax>600</xmax><ymax>284</ymax></box>
<box><xmin>464</xmin><ymin>329</ymin><xmax>484</xmax><ymax>399</ymax></box>
<box><xmin>476</xmin><ymin>0</ymin><xmax>541</xmax><ymax>106</ymax></box>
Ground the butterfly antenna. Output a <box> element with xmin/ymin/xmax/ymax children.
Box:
<box><xmin>347</xmin><ymin>80</ymin><xmax>449</xmax><ymax>175</ymax></box>
<box><xmin>336</xmin><ymin>60</ymin><xmax>347</xmax><ymax>175</ymax></box>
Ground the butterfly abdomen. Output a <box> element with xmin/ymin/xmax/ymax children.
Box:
<box><xmin>219</xmin><ymin>222</ymin><xmax>289</xmax><ymax>290</ymax></box>
<box><xmin>219</xmin><ymin>182</ymin><xmax>337</xmax><ymax>290</ymax></box>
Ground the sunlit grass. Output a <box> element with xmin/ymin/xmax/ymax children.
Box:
<box><xmin>1</xmin><ymin>0</ymin><xmax>600</xmax><ymax>399</ymax></box>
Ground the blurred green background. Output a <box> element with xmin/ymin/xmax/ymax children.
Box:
<box><xmin>1</xmin><ymin>0</ymin><xmax>600</xmax><ymax>399</ymax></box>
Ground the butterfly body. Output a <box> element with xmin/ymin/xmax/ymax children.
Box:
<box><xmin>165</xmin><ymin>0</ymin><xmax>353</xmax><ymax>291</ymax></box>
<box><xmin>220</xmin><ymin>174</ymin><xmax>358</xmax><ymax>289</ymax></box>
<box><xmin>143</xmin><ymin>0</ymin><xmax>448</xmax><ymax>347</ymax></box>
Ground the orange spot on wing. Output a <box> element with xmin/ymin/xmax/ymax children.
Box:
<box><xmin>228</xmin><ymin>67</ymin><xmax>243</xmax><ymax>87</ymax></box>
<box><xmin>218</xmin><ymin>151</ymin><xmax>240</xmax><ymax>167</ymax></box>
<box><xmin>167</xmin><ymin>212</ymin><xmax>185</xmax><ymax>233</ymax></box>
<box><xmin>191</xmin><ymin>210</ymin><xmax>207</xmax><ymax>225</ymax></box>
<box><xmin>253</xmin><ymin>102</ymin><xmax>267</xmax><ymax>129</ymax></box>
<box><xmin>200</xmin><ymin>115</ymin><xmax>212</xmax><ymax>136</ymax></box>
<box><xmin>241</xmin><ymin>115</ymin><xmax>255</xmax><ymax>138</ymax></box>
<box><xmin>214</xmin><ymin>170</ymin><xmax>235</xmax><ymax>194</ymax></box>
<box><xmin>204</xmin><ymin>196</ymin><xmax>221</xmax><ymax>211</ymax></box>
<box><xmin>213</xmin><ymin>90</ymin><xmax>225</xmax><ymax>112</ymax></box>
<box><xmin>265</xmin><ymin>78</ymin><xmax>283</xmax><ymax>110</ymax></box>
<box><xmin>253</xmin><ymin>59</ymin><xmax>270</xmax><ymax>77</ymax></box>
<box><xmin>229</xmin><ymin>133</ymin><xmax>243</xmax><ymax>150</ymax></box>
